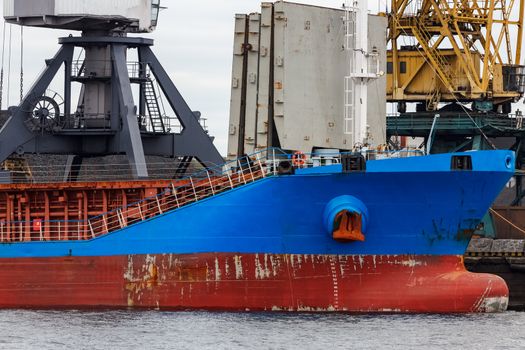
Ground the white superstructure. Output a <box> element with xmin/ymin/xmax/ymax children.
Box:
<box><xmin>227</xmin><ymin>1</ymin><xmax>387</xmax><ymax>158</ymax></box>
<box><xmin>344</xmin><ymin>0</ymin><xmax>382</xmax><ymax>147</ymax></box>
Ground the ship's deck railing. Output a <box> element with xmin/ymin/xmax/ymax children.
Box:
<box><xmin>4</xmin><ymin>160</ymin><xmax>218</xmax><ymax>184</ymax></box>
<box><xmin>0</xmin><ymin>149</ymin><xmax>279</xmax><ymax>242</ymax></box>
<box><xmin>387</xmin><ymin>113</ymin><xmax>525</xmax><ymax>131</ymax></box>
<box><xmin>0</xmin><ymin>148</ymin><xmax>423</xmax><ymax>242</ymax></box>
<box><xmin>362</xmin><ymin>149</ymin><xmax>424</xmax><ymax>160</ymax></box>
<box><xmin>271</xmin><ymin>148</ymin><xmax>424</xmax><ymax>169</ymax></box>
<box><xmin>71</xmin><ymin>60</ymin><xmax>148</xmax><ymax>79</ymax></box>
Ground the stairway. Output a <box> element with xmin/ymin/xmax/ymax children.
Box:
<box><xmin>143</xmin><ymin>79</ymin><xmax>166</xmax><ymax>133</ymax></box>
<box><xmin>426</xmin><ymin>88</ymin><xmax>441</xmax><ymax>111</ymax></box>
<box><xmin>412</xmin><ymin>20</ymin><xmax>455</xmax><ymax>94</ymax></box>
<box><xmin>174</xmin><ymin>156</ymin><xmax>193</xmax><ymax>179</ymax></box>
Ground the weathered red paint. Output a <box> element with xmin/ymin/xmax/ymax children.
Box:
<box><xmin>0</xmin><ymin>170</ymin><xmax>266</xmax><ymax>243</ymax></box>
<box><xmin>0</xmin><ymin>180</ymin><xmax>180</xmax><ymax>238</ymax></box>
<box><xmin>0</xmin><ymin>254</ymin><xmax>508</xmax><ymax>312</ymax></box>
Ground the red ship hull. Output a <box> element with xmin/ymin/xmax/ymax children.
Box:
<box><xmin>0</xmin><ymin>253</ymin><xmax>508</xmax><ymax>313</ymax></box>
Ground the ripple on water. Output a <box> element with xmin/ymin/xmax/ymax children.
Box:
<box><xmin>0</xmin><ymin>311</ymin><xmax>524</xmax><ymax>349</ymax></box>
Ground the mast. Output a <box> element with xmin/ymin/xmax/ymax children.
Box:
<box><xmin>344</xmin><ymin>0</ymin><xmax>380</xmax><ymax>148</ymax></box>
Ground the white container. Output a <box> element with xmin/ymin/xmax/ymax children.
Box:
<box><xmin>227</xmin><ymin>1</ymin><xmax>387</xmax><ymax>157</ymax></box>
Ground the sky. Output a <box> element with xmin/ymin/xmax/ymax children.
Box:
<box><xmin>0</xmin><ymin>1</ymin><xmax>523</xmax><ymax>155</ymax></box>
<box><xmin>0</xmin><ymin>0</ymin><xmax>389</xmax><ymax>155</ymax></box>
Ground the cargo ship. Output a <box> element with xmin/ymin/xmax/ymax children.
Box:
<box><xmin>0</xmin><ymin>149</ymin><xmax>516</xmax><ymax>312</ymax></box>
<box><xmin>0</xmin><ymin>0</ymin><xmax>516</xmax><ymax>313</ymax></box>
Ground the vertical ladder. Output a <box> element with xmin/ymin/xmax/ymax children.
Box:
<box><xmin>343</xmin><ymin>1</ymin><xmax>379</xmax><ymax>146</ymax></box>
<box><xmin>344</xmin><ymin>4</ymin><xmax>356</xmax><ymax>137</ymax></box>
<box><xmin>143</xmin><ymin>79</ymin><xmax>166</xmax><ymax>133</ymax></box>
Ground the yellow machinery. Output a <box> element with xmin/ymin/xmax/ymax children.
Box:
<box><xmin>387</xmin><ymin>0</ymin><xmax>525</xmax><ymax>112</ymax></box>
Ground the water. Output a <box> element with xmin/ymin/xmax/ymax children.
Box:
<box><xmin>0</xmin><ymin>311</ymin><xmax>523</xmax><ymax>349</ymax></box>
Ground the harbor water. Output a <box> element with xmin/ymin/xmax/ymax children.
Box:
<box><xmin>0</xmin><ymin>310</ymin><xmax>524</xmax><ymax>349</ymax></box>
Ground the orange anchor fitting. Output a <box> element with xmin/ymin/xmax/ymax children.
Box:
<box><xmin>332</xmin><ymin>210</ymin><xmax>365</xmax><ymax>242</ymax></box>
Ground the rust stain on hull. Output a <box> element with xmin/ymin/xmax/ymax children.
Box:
<box><xmin>0</xmin><ymin>253</ymin><xmax>509</xmax><ymax>313</ymax></box>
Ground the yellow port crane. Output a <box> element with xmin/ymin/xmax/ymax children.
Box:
<box><xmin>387</xmin><ymin>0</ymin><xmax>525</xmax><ymax>113</ymax></box>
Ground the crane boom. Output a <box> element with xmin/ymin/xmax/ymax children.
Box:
<box><xmin>387</xmin><ymin>0</ymin><xmax>525</xmax><ymax>112</ymax></box>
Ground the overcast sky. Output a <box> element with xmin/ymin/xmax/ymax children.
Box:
<box><xmin>0</xmin><ymin>1</ymin><xmax>523</xmax><ymax>155</ymax></box>
<box><xmin>0</xmin><ymin>1</ymin><xmax>390</xmax><ymax>155</ymax></box>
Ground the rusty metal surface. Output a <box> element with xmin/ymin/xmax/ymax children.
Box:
<box><xmin>492</xmin><ymin>240</ymin><xmax>525</xmax><ymax>253</ymax></box>
<box><xmin>0</xmin><ymin>179</ymin><xmax>176</xmax><ymax>190</ymax></box>
<box><xmin>0</xmin><ymin>166</ymin><xmax>265</xmax><ymax>242</ymax></box>
<box><xmin>467</xmin><ymin>238</ymin><xmax>525</xmax><ymax>255</ymax></box>
<box><xmin>467</xmin><ymin>238</ymin><xmax>494</xmax><ymax>254</ymax></box>
<box><xmin>0</xmin><ymin>180</ymin><xmax>183</xmax><ymax>242</ymax></box>
<box><xmin>466</xmin><ymin>257</ymin><xmax>525</xmax><ymax>310</ymax></box>
<box><xmin>0</xmin><ymin>253</ymin><xmax>508</xmax><ymax>313</ymax></box>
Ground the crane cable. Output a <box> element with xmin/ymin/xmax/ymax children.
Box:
<box><xmin>1</xmin><ymin>24</ymin><xmax>25</xmax><ymax>107</ymax></box>
<box><xmin>20</xmin><ymin>26</ymin><xmax>24</xmax><ymax>102</ymax></box>
<box><xmin>490</xmin><ymin>208</ymin><xmax>525</xmax><ymax>236</ymax></box>
<box><xmin>385</xmin><ymin>1</ymin><xmax>498</xmax><ymax>150</ymax></box>
<box><xmin>0</xmin><ymin>22</ymin><xmax>6</xmax><ymax>110</ymax></box>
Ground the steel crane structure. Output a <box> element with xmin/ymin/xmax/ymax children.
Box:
<box><xmin>0</xmin><ymin>0</ymin><xmax>223</xmax><ymax>180</ymax></box>
<box><xmin>387</xmin><ymin>0</ymin><xmax>525</xmax><ymax>112</ymax></box>
<box><xmin>386</xmin><ymin>0</ymin><xmax>525</xmax><ymax>208</ymax></box>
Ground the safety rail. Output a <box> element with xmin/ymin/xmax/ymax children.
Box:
<box><xmin>0</xmin><ymin>148</ymin><xmax>424</xmax><ymax>243</ymax></box>
<box><xmin>0</xmin><ymin>150</ymin><xmax>278</xmax><ymax>242</ymax></box>
<box><xmin>2</xmin><ymin>159</ymin><xmax>223</xmax><ymax>184</ymax></box>
<box><xmin>86</xmin><ymin>160</ymin><xmax>268</xmax><ymax>239</ymax></box>
<box><xmin>71</xmin><ymin>60</ymin><xmax>148</xmax><ymax>79</ymax></box>
<box><xmin>387</xmin><ymin>113</ymin><xmax>525</xmax><ymax>131</ymax></box>
<box><xmin>278</xmin><ymin>149</ymin><xmax>424</xmax><ymax>166</ymax></box>
<box><xmin>139</xmin><ymin>114</ymin><xmax>181</xmax><ymax>134</ymax></box>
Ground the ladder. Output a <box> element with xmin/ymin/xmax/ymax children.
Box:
<box><xmin>173</xmin><ymin>156</ymin><xmax>193</xmax><ymax>179</ymax></box>
<box><xmin>344</xmin><ymin>76</ymin><xmax>355</xmax><ymax>137</ymax></box>
<box><xmin>343</xmin><ymin>1</ymin><xmax>378</xmax><ymax>146</ymax></box>
<box><xmin>0</xmin><ymin>150</ymin><xmax>282</xmax><ymax>243</ymax></box>
<box><xmin>343</xmin><ymin>4</ymin><xmax>356</xmax><ymax>137</ymax></box>
<box><xmin>143</xmin><ymin>79</ymin><xmax>166</xmax><ymax>133</ymax></box>
<box><xmin>426</xmin><ymin>88</ymin><xmax>441</xmax><ymax>111</ymax></box>
<box><xmin>412</xmin><ymin>20</ymin><xmax>455</xmax><ymax>94</ymax></box>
